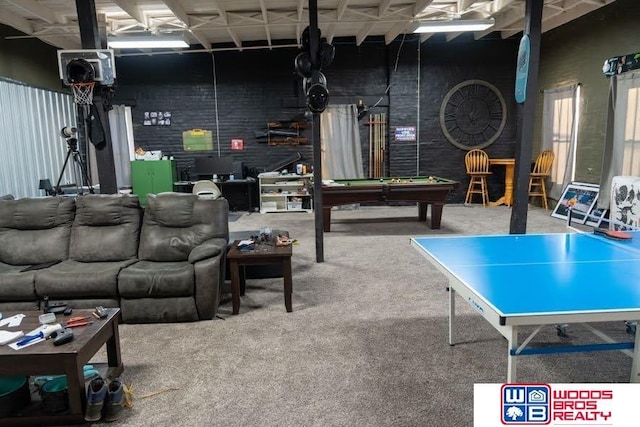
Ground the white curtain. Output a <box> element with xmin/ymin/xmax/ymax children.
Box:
<box><xmin>320</xmin><ymin>104</ymin><xmax>364</xmax><ymax>179</ymax></box>
<box><xmin>108</xmin><ymin>105</ymin><xmax>135</xmax><ymax>188</ymax></box>
<box><xmin>542</xmin><ymin>84</ymin><xmax>578</xmax><ymax>200</ymax></box>
<box><xmin>599</xmin><ymin>71</ymin><xmax>640</xmax><ymax>209</ymax></box>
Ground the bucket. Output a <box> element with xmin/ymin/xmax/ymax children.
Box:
<box><xmin>0</xmin><ymin>376</ymin><xmax>31</xmax><ymax>417</ymax></box>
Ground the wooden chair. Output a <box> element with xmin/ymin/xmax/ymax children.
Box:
<box><xmin>528</xmin><ymin>150</ymin><xmax>555</xmax><ymax>210</ymax></box>
<box><xmin>464</xmin><ymin>149</ymin><xmax>491</xmax><ymax>206</ymax></box>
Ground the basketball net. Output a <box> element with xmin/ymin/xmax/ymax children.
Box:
<box><xmin>71</xmin><ymin>82</ymin><xmax>95</xmax><ymax>105</ymax></box>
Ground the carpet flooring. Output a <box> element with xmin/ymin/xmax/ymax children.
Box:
<box><xmin>82</xmin><ymin>204</ymin><xmax>633</xmax><ymax>427</ymax></box>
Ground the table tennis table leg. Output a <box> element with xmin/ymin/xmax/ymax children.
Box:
<box><xmin>507</xmin><ymin>327</ymin><xmax>518</xmax><ymax>383</ymax></box>
<box><xmin>449</xmin><ymin>287</ymin><xmax>456</xmax><ymax>345</ymax></box>
<box><xmin>631</xmin><ymin>320</ymin><xmax>640</xmax><ymax>383</ymax></box>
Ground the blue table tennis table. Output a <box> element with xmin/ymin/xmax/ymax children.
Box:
<box><xmin>411</xmin><ymin>231</ymin><xmax>640</xmax><ymax>383</ymax></box>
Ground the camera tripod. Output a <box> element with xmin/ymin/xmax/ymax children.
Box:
<box><xmin>54</xmin><ymin>137</ymin><xmax>94</xmax><ymax>195</ymax></box>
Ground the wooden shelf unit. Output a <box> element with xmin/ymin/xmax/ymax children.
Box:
<box><xmin>258</xmin><ymin>173</ymin><xmax>313</xmax><ymax>213</ymax></box>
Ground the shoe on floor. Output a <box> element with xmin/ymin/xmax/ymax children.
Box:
<box><xmin>84</xmin><ymin>377</ymin><xmax>107</xmax><ymax>422</ymax></box>
<box><xmin>103</xmin><ymin>378</ymin><xmax>125</xmax><ymax>422</ymax></box>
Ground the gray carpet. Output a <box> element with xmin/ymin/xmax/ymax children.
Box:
<box><xmin>88</xmin><ymin>204</ymin><xmax>633</xmax><ymax>427</ymax></box>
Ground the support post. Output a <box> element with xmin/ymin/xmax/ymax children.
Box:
<box><xmin>75</xmin><ymin>0</ymin><xmax>118</xmax><ymax>194</ymax></box>
<box><xmin>309</xmin><ymin>0</ymin><xmax>324</xmax><ymax>262</ymax></box>
<box><xmin>509</xmin><ymin>0</ymin><xmax>543</xmax><ymax>234</ymax></box>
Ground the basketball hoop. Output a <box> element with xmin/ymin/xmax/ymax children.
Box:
<box><xmin>71</xmin><ymin>82</ymin><xmax>95</xmax><ymax>105</ymax></box>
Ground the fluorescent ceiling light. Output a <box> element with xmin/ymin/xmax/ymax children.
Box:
<box><xmin>107</xmin><ymin>35</ymin><xmax>189</xmax><ymax>49</ymax></box>
<box><xmin>414</xmin><ymin>18</ymin><xmax>495</xmax><ymax>33</ymax></box>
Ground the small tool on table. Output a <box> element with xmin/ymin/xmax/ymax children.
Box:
<box><xmin>64</xmin><ymin>316</ymin><xmax>93</xmax><ymax>328</ymax></box>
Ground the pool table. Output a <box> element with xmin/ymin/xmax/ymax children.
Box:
<box><xmin>321</xmin><ymin>176</ymin><xmax>459</xmax><ymax>232</ymax></box>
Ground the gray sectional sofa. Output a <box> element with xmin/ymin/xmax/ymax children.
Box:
<box><xmin>0</xmin><ymin>193</ymin><xmax>229</xmax><ymax>323</ymax></box>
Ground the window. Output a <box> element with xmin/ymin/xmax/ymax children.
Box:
<box><xmin>542</xmin><ymin>84</ymin><xmax>580</xmax><ymax>200</ymax></box>
<box><xmin>621</xmin><ymin>85</ymin><xmax>640</xmax><ymax>175</ymax></box>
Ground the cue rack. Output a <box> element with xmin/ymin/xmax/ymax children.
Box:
<box><xmin>367</xmin><ymin>113</ymin><xmax>386</xmax><ymax>178</ymax></box>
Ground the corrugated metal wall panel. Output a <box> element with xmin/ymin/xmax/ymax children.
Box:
<box><xmin>0</xmin><ymin>78</ymin><xmax>77</xmax><ymax>199</ymax></box>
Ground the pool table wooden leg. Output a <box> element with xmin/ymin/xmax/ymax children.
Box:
<box><xmin>430</xmin><ymin>203</ymin><xmax>443</xmax><ymax>229</ymax></box>
<box><xmin>418</xmin><ymin>202</ymin><xmax>427</xmax><ymax>221</ymax></box>
<box><xmin>323</xmin><ymin>207</ymin><xmax>332</xmax><ymax>232</ymax></box>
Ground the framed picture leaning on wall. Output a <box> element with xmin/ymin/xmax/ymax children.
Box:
<box><xmin>551</xmin><ymin>183</ymin><xmax>600</xmax><ymax>223</ymax></box>
<box><xmin>585</xmin><ymin>207</ymin><xmax>609</xmax><ymax>228</ymax></box>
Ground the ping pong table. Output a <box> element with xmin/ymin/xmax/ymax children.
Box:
<box><xmin>411</xmin><ymin>232</ymin><xmax>640</xmax><ymax>383</ymax></box>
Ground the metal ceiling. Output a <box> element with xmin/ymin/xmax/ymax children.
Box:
<box><xmin>0</xmin><ymin>0</ymin><xmax>617</xmax><ymax>52</ymax></box>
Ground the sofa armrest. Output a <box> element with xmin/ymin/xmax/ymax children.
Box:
<box><xmin>188</xmin><ymin>238</ymin><xmax>227</xmax><ymax>264</ymax></box>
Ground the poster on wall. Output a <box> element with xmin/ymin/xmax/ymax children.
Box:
<box><xmin>143</xmin><ymin>111</ymin><xmax>172</xmax><ymax>126</ymax></box>
<box><xmin>394</xmin><ymin>126</ymin><xmax>416</xmax><ymax>142</ymax></box>
<box><xmin>231</xmin><ymin>138</ymin><xmax>244</xmax><ymax>150</ymax></box>
<box><xmin>183</xmin><ymin>129</ymin><xmax>213</xmax><ymax>151</ymax></box>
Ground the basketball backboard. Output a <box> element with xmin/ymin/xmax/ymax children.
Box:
<box><xmin>57</xmin><ymin>49</ymin><xmax>116</xmax><ymax>86</ymax></box>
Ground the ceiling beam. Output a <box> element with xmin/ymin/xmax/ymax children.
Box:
<box><xmin>259</xmin><ymin>0</ymin><xmax>272</xmax><ymax>47</ymax></box>
<box><xmin>5</xmin><ymin>0</ymin><xmax>58</xmax><ymax>24</ymax></box>
<box><xmin>326</xmin><ymin>23</ymin><xmax>336</xmax><ymax>44</ymax></box>
<box><xmin>356</xmin><ymin>22</ymin><xmax>374</xmax><ymax>45</ymax></box>
<box><xmin>112</xmin><ymin>0</ymin><xmax>145</xmax><ymax>25</ymax></box>
<box><xmin>541</xmin><ymin>1</ymin><xmax>611</xmax><ymax>33</ymax></box>
<box><xmin>337</xmin><ymin>0</ymin><xmax>350</xmax><ymax>20</ymax></box>
<box><xmin>419</xmin><ymin>33</ymin><xmax>434</xmax><ymax>43</ymax></box>
<box><xmin>475</xmin><ymin>1</ymin><xmax>525</xmax><ymax>39</ymax></box>
<box><xmin>160</xmin><ymin>0</ymin><xmax>210</xmax><ymax>49</ymax></box>
<box><xmin>296</xmin><ymin>0</ymin><xmax>304</xmax><ymax>44</ymax></box>
<box><xmin>414</xmin><ymin>0</ymin><xmax>435</xmax><ymax>16</ymax></box>
<box><xmin>378</xmin><ymin>0</ymin><xmax>392</xmax><ymax>17</ymax></box>
<box><xmin>457</xmin><ymin>0</ymin><xmax>476</xmax><ymax>12</ymax></box>
<box><xmin>385</xmin><ymin>21</ymin><xmax>410</xmax><ymax>45</ymax></box>
<box><xmin>228</xmin><ymin>28</ymin><xmax>242</xmax><ymax>50</ymax></box>
<box><xmin>0</xmin><ymin>7</ymin><xmax>33</xmax><ymax>35</ymax></box>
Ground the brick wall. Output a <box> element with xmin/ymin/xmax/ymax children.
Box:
<box><xmin>114</xmin><ymin>35</ymin><xmax>518</xmax><ymax>203</ymax></box>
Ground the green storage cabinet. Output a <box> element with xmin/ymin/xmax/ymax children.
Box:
<box><xmin>130</xmin><ymin>160</ymin><xmax>177</xmax><ymax>206</ymax></box>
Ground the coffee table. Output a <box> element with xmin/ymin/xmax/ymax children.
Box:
<box><xmin>0</xmin><ymin>308</ymin><xmax>123</xmax><ymax>426</ymax></box>
<box><xmin>227</xmin><ymin>240</ymin><xmax>293</xmax><ymax>315</ymax></box>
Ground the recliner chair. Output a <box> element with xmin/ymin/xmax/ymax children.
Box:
<box><xmin>117</xmin><ymin>193</ymin><xmax>229</xmax><ymax>323</ymax></box>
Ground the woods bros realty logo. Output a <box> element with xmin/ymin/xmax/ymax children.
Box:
<box><xmin>501</xmin><ymin>384</ymin><xmax>612</xmax><ymax>424</ymax></box>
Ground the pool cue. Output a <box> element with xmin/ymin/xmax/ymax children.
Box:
<box><xmin>368</xmin><ymin>114</ymin><xmax>373</xmax><ymax>178</ymax></box>
<box><xmin>374</xmin><ymin>114</ymin><xmax>379</xmax><ymax>177</ymax></box>
<box><xmin>380</xmin><ymin>113</ymin><xmax>387</xmax><ymax>176</ymax></box>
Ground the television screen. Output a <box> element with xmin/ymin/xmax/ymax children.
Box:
<box><xmin>193</xmin><ymin>156</ymin><xmax>234</xmax><ymax>177</ymax></box>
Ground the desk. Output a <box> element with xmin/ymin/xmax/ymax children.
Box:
<box><xmin>411</xmin><ymin>232</ymin><xmax>640</xmax><ymax>382</ymax></box>
<box><xmin>174</xmin><ymin>178</ymin><xmax>257</xmax><ymax>211</ymax></box>
<box><xmin>488</xmin><ymin>158</ymin><xmax>515</xmax><ymax>207</ymax></box>
<box><xmin>321</xmin><ymin>176</ymin><xmax>459</xmax><ymax>232</ymax></box>
<box><xmin>226</xmin><ymin>240</ymin><xmax>293</xmax><ymax>315</ymax></box>
<box><xmin>0</xmin><ymin>308</ymin><xmax>122</xmax><ymax>425</ymax></box>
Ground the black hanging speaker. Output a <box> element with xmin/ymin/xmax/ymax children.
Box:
<box><xmin>307</xmin><ymin>83</ymin><xmax>329</xmax><ymax>113</ymax></box>
<box><xmin>318</xmin><ymin>42</ymin><xmax>335</xmax><ymax>68</ymax></box>
<box><xmin>295</xmin><ymin>52</ymin><xmax>312</xmax><ymax>78</ymax></box>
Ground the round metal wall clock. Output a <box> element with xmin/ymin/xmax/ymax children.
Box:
<box><xmin>439</xmin><ymin>79</ymin><xmax>507</xmax><ymax>150</ymax></box>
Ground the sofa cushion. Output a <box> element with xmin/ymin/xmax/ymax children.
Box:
<box><xmin>138</xmin><ymin>194</ymin><xmax>229</xmax><ymax>262</ymax></box>
<box><xmin>120</xmin><ymin>297</ymin><xmax>199</xmax><ymax>323</ymax></box>
<box><xmin>118</xmin><ymin>261</ymin><xmax>194</xmax><ymax>298</ymax></box>
<box><xmin>0</xmin><ymin>197</ymin><xmax>75</xmax><ymax>265</ymax></box>
<box><xmin>0</xmin><ymin>262</ymin><xmax>36</xmax><ymax>300</ymax></box>
<box><xmin>35</xmin><ymin>259</ymin><xmax>136</xmax><ymax>298</ymax></box>
<box><xmin>70</xmin><ymin>195</ymin><xmax>142</xmax><ymax>262</ymax></box>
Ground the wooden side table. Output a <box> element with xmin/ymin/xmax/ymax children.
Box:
<box><xmin>226</xmin><ymin>240</ymin><xmax>293</xmax><ymax>315</ymax></box>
